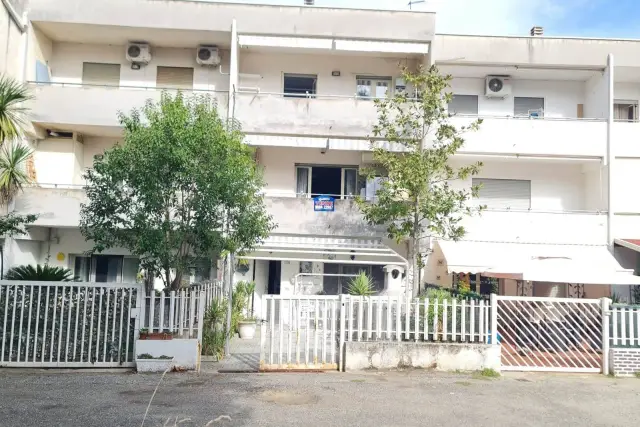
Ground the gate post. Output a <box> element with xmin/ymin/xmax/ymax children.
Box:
<box><xmin>259</xmin><ymin>297</ymin><xmax>267</xmax><ymax>371</ymax></box>
<box><xmin>490</xmin><ymin>293</ymin><xmax>498</xmax><ymax>346</ymax></box>
<box><xmin>601</xmin><ymin>297</ymin><xmax>612</xmax><ymax>375</ymax></box>
<box><xmin>338</xmin><ymin>294</ymin><xmax>346</xmax><ymax>372</ymax></box>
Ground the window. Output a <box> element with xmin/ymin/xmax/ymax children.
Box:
<box><xmin>283</xmin><ymin>73</ymin><xmax>317</xmax><ymax>98</ymax></box>
<box><xmin>614</xmin><ymin>101</ymin><xmax>638</xmax><ymax>122</ymax></box>
<box><xmin>82</xmin><ymin>62</ymin><xmax>121</xmax><ymax>86</ymax></box>
<box><xmin>473</xmin><ymin>178</ymin><xmax>531</xmax><ymax>210</ymax></box>
<box><xmin>295</xmin><ymin>165</ymin><xmax>363</xmax><ymax>199</ymax></box>
<box><xmin>356</xmin><ymin>76</ymin><xmax>392</xmax><ymax>100</ymax></box>
<box><xmin>73</xmin><ymin>255</ymin><xmax>139</xmax><ymax>283</ymax></box>
<box><xmin>448</xmin><ymin>95</ymin><xmax>478</xmax><ymax>116</ymax></box>
<box><xmin>514</xmin><ymin>97</ymin><xmax>544</xmax><ymax>118</ymax></box>
<box><xmin>156</xmin><ymin>66</ymin><xmax>194</xmax><ymax>90</ymax></box>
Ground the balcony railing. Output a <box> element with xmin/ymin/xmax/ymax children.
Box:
<box><xmin>234</xmin><ymin>91</ymin><xmax>378</xmax><ymax>137</ymax></box>
<box><xmin>12</xmin><ymin>186</ymin><xmax>609</xmax><ymax>245</ymax></box>
<box><xmin>28</xmin><ymin>82</ymin><xmax>229</xmax><ymax>130</ymax></box>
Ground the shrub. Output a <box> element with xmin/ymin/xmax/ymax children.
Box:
<box><xmin>347</xmin><ymin>272</ymin><xmax>376</xmax><ymax>296</ymax></box>
<box><xmin>6</xmin><ymin>264</ymin><xmax>76</xmax><ymax>281</ymax></box>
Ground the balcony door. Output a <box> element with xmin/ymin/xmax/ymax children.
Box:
<box><xmin>295</xmin><ymin>165</ymin><xmax>359</xmax><ymax>199</ymax></box>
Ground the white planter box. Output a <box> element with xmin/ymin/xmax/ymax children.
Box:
<box><xmin>136</xmin><ymin>358</ymin><xmax>174</xmax><ymax>373</ymax></box>
<box><xmin>135</xmin><ymin>339</ymin><xmax>200</xmax><ymax>371</ymax></box>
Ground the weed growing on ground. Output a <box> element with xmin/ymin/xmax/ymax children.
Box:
<box><xmin>473</xmin><ymin>368</ymin><xmax>500</xmax><ymax>379</ymax></box>
<box><xmin>634</xmin><ymin>371</ymin><xmax>640</xmax><ymax>379</ymax></box>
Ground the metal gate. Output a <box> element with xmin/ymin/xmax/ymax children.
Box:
<box><xmin>496</xmin><ymin>296</ymin><xmax>603</xmax><ymax>373</ymax></box>
<box><xmin>0</xmin><ymin>281</ymin><xmax>144</xmax><ymax>368</ymax></box>
<box><xmin>260</xmin><ymin>295</ymin><xmax>340</xmax><ymax>371</ymax></box>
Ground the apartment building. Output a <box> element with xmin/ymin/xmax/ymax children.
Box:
<box><xmin>3</xmin><ymin>0</ymin><xmax>640</xmax><ymax>311</ymax></box>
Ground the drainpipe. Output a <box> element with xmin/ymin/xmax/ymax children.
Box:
<box><xmin>228</xmin><ymin>19</ymin><xmax>239</xmax><ymax>122</ymax></box>
<box><xmin>606</xmin><ymin>54</ymin><xmax>614</xmax><ymax>249</ymax></box>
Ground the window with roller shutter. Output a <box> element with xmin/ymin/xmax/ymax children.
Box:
<box><xmin>473</xmin><ymin>178</ymin><xmax>531</xmax><ymax>210</ymax></box>
<box><xmin>514</xmin><ymin>97</ymin><xmax>545</xmax><ymax>117</ymax></box>
<box><xmin>448</xmin><ymin>94</ymin><xmax>478</xmax><ymax>115</ymax></box>
<box><xmin>82</xmin><ymin>62</ymin><xmax>121</xmax><ymax>86</ymax></box>
<box><xmin>156</xmin><ymin>66</ymin><xmax>194</xmax><ymax>90</ymax></box>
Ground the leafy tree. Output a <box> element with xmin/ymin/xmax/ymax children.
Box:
<box><xmin>5</xmin><ymin>264</ymin><xmax>76</xmax><ymax>281</ymax></box>
<box><xmin>0</xmin><ymin>75</ymin><xmax>37</xmax><ymax>238</ymax></box>
<box><xmin>0</xmin><ymin>75</ymin><xmax>32</xmax><ymax>142</ymax></box>
<box><xmin>80</xmin><ymin>92</ymin><xmax>274</xmax><ymax>290</ymax></box>
<box><xmin>357</xmin><ymin>66</ymin><xmax>483</xmax><ymax>292</ymax></box>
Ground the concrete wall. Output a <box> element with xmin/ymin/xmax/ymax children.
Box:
<box><xmin>29</xmin><ymin>0</ymin><xmax>436</xmax><ymax>42</ymax></box>
<box><xmin>610</xmin><ymin>348</ymin><xmax>640</xmax><ymax>377</ymax></box>
<box><xmin>0</xmin><ymin>0</ymin><xmax>24</xmax><ymax>78</ymax></box>
<box><xmin>136</xmin><ymin>339</ymin><xmax>200</xmax><ymax>371</ymax></box>
<box><xmin>344</xmin><ymin>341</ymin><xmax>501</xmax><ymax>372</ymax></box>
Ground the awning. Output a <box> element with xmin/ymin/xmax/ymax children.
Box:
<box><xmin>436</xmin><ymin>240</ymin><xmax>640</xmax><ymax>286</ymax></box>
<box><xmin>239</xmin><ymin>234</ymin><xmax>408</xmax><ymax>266</ymax></box>
<box><xmin>615</xmin><ymin>238</ymin><xmax>640</xmax><ymax>253</ymax></box>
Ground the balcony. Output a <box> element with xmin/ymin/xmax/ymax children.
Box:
<box><xmin>264</xmin><ymin>196</ymin><xmax>385</xmax><ymax>237</ymax></box>
<box><xmin>28</xmin><ymin>83</ymin><xmax>229</xmax><ymax>134</ymax></box>
<box><xmin>13</xmin><ymin>186</ymin><xmax>87</xmax><ymax>228</ymax></box>
<box><xmin>234</xmin><ymin>92</ymin><xmax>378</xmax><ymax>138</ymax></box>
<box><xmin>462</xmin><ymin>210</ymin><xmax>607</xmax><ymax>245</ymax></box>
<box><xmin>451</xmin><ymin>116</ymin><xmax>607</xmax><ymax>158</ymax></box>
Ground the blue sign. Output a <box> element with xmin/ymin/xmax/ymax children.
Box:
<box><xmin>313</xmin><ymin>196</ymin><xmax>335</xmax><ymax>212</ymax></box>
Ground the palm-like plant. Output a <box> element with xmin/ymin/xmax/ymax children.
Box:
<box><xmin>0</xmin><ymin>75</ymin><xmax>32</xmax><ymax>142</ymax></box>
<box><xmin>0</xmin><ymin>141</ymin><xmax>33</xmax><ymax>203</ymax></box>
<box><xmin>347</xmin><ymin>272</ymin><xmax>376</xmax><ymax>296</ymax></box>
<box><xmin>5</xmin><ymin>264</ymin><xmax>76</xmax><ymax>281</ymax></box>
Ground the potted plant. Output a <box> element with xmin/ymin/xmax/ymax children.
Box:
<box><xmin>136</xmin><ymin>353</ymin><xmax>174</xmax><ymax>373</ymax></box>
<box><xmin>236</xmin><ymin>281</ymin><xmax>258</xmax><ymax>340</ymax></box>
<box><xmin>139</xmin><ymin>328</ymin><xmax>173</xmax><ymax>340</ymax></box>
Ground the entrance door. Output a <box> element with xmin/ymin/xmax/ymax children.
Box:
<box><xmin>267</xmin><ymin>261</ymin><xmax>281</xmax><ymax>295</ymax></box>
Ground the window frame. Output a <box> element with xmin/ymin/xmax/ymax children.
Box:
<box><xmin>356</xmin><ymin>75</ymin><xmax>393</xmax><ymax>100</ymax></box>
<box><xmin>472</xmin><ymin>178</ymin><xmax>532</xmax><ymax>210</ymax></box>
<box><xmin>614</xmin><ymin>99</ymin><xmax>639</xmax><ymax>122</ymax></box>
<box><xmin>448</xmin><ymin>94</ymin><xmax>479</xmax><ymax>116</ymax></box>
<box><xmin>514</xmin><ymin>96</ymin><xmax>545</xmax><ymax>118</ymax></box>
<box><xmin>283</xmin><ymin>73</ymin><xmax>318</xmax><ymax>98</ymax></box>
<box><xmin>295</xmin><ymin>165</ymin><xmax>361</xmax><ymax>199</ymax></box>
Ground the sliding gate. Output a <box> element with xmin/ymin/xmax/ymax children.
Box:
<box><xmin>495</xmin><ymin>296</ymin><xmax>604</xmax><ymax>373</ymax></box>
<box><xmin>0</xmin><ymin>281</ymin><xmax>144</xmax><ymax>368</ymax></box>
<box><xmin>260</xmin><ymin>295</ymin><xmax>340</xmax><ymax>371</ymax></box>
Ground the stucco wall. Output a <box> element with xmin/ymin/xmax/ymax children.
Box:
<box><xmin>449</xmin><ymin>78</ymin><xmax>585</xmax><ymax>119</ymax></box>
<box><xmin>136</xmin><ymin>339</ymin><xmax>200</xmax><ymax>371</ymax></box>
<box><xmin>47</xmin><ymin>42</ymin><xmax>230</xmax><ymax>91</ymax></box>
<box><xmin>344</xmin><ymin>341</ymin><xmax>501</xmax><ymax>372</ymax></box>
<box><xmin>0</xmin><ymin>1</ymin><xmax>24</xmax><ymax>78</ymax></box>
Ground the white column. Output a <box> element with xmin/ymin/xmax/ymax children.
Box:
<box><xmin>606</xmin><ymin>53</ymin><xmax>614</xmax><ymax>248</ymax></box>
<box><xmin>228</xmin><ymin>19</ymin><xmax>239</xmax><ymax>120</ymax></box>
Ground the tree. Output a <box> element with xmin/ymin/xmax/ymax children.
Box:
<box><xmin>80</xmin><ymin>92</ymin><xmax>274</xmax><ymax>290</ymax></box>
<box><xmin>356</xmin><ymin>65</ymin><xmax>483</xmax><ymax>293</ymax></box>
<box><xmin>0</xmin><ymin>75</ymin><xmax>37</xmax><ymax>239</ymax></box>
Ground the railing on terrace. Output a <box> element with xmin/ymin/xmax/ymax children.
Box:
<box><xmin>28</xmin><ymin>81</ymin><xmax>230</xmax><ymax>95</ymax></box>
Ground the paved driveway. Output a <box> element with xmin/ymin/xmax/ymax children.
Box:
<box><xmin>0</xmin><ymin>370</ymin><xmax>639</xmax><ymax>426</ymax></box>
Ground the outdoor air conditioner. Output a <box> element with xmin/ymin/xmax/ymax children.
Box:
<box><xmin>196</xmin><ymin>46</ymin><xmax>221</xmax><ymax>66</ymax></box>
<box><xmin>485</xmin><ymin>76</ymin><xmax>511</xmax><ymax>98</ymax></box>
<box><xmin>126</xmin><ymin>42</ymin><xmax>151</xmax><ymax>64</ymax></box>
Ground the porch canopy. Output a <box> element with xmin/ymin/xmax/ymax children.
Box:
<box><xmin>436</xmin><ymin>240</ymin><xmax>640</xmax><ymax>286</ymax></box>
<box><xmin>239</xmin><ymin>234</ymin><xmax>408</xmax><ymax>266</ymax></box>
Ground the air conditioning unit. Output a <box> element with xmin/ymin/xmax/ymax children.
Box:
<box><xmin>126</xmin><ymin>42</ymin><xmax>151</xmax><ymax>64</ymax></box>
<box><xmin>485</xmin><ymin>76</ymin><xmax>511</xmax><ymax>98</ymax></box>
<box><xmin>196</xmin><ymin>46</ymin><xmax>220</xmax><ymax>66</ymax></box>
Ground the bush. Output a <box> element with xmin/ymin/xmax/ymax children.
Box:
<box><xmin>6</xmin><ymin>264</ymin><xmax>76</xmax><ymax>281</ymax></box>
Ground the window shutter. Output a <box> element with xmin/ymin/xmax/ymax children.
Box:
<box><xmin>156</xmin><ymin>66</ymin><xmax>194</xmax><ymax>89</ymax></box>
<box><xmin>448</xmin><ymin>95</ymin><xmax>478</xmax><ymax>115</ymax></box>
<box><xmin>82</xmin><ymin>63</ymin><xmax>121</xmax><ymax>86</ymax></box>
<box><xmin>514</xmin><ymin>97</ymin><xmax>544</xmax><ymax>117</ymax></box>
<box><xmin>473</xmin><ymin>178</ymin><xmax>531</xmax><ymax>209</ymax></box>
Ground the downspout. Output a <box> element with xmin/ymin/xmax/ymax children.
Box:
<box><xmin>606</xmin><ymin>54</ymin><xmax>614</xmax><ymax>250</ymax></box>
<box><xmin>1</xmin><ymin>0</ymin><xmax>26</xmax><ymax>32</ymax></box>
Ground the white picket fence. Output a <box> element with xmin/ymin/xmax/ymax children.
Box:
<box><xmin>341</xmin><ymin>295</ymin><xmax>492</xmax><ymax>343</ymax></box>
<box><xmin>610</xmin><ymin>304</ymin><xmax>640</xmax><ymax>347</ymax></box>
<box><xmin>0</xmin><ymin>281</ymin><xmax>144</xmax><ymax>368</ymax></box>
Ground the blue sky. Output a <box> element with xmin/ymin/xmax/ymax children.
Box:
<box><xmin>207</xmin><ymin>0</ymin><xmax>640</xmax><ymax>38</ymax></box>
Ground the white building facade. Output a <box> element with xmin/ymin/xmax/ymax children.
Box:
<box><xmin>4</xmin><ymin>0</ymin><xmax>640</xmax><ymax>313</ymax></box>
